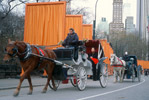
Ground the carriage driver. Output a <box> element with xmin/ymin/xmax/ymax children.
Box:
<box><xmin>122</xmin><ymin>51</ymin><xmax>129</xmax><ymax>61</ymax></box>
<box><xmin>62</xmin><ymin>28</ymin><xmax>79</xmax><ymax>60</ymax></box>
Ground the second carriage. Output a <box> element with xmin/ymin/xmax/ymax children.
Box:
<box><xmin>123</xmin><ymin>55</ymin><xmax>142</xmax><ymax>82</ymax></box>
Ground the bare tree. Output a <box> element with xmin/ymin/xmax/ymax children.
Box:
<box><xmin>0</xmin><ymin>0</ymin><xmax>28</xmax><ymax>20</ymax></box>
<box><xmin>109</xmin><ymin>32</ymin><xmax>148</xmax><ymax>60</ymax></box>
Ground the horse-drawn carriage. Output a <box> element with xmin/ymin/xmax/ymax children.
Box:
<box><xmin>110</xmin><ymin>54</ymin><xmax>142</xmax><ymax>83</ymax></box>
<box><xmin>123</xmin><ymin>55</ymin><xmax>142</xmax><ymax>82</ymax></box>
<box><xmin>48</xmin><ymin>40</ymin><xmax>108</xmax><ymax>91</ymax></box>
<box><xmin>4</xmin><ymin>39</ymin><xmax>108</xmax><ymax>96</ymax></box>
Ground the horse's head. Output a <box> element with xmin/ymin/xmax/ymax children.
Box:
<box><xmin>110</xmin><ymin>54</ymin><xmax>116</xmax><ymax>65</ymax></box>
<box><xmin>3</xmin><ymin>39</ymin><xmax>18</xmax><ymax>61</ymax></box>
<box><xmin>3</xmin><ymin>39</ymin><xmax>27</xmax><ymax>61</ymax></box>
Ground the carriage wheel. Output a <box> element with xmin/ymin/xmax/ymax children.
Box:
<box><xmin>137</xmin><ymin>66</ymin><xmax>141</xmax><ymax>82</ymax></box>
<box><xmin>76</xmin><ymin>66</ymin><xmax>87</xmax><ymax>91</ymax></box>
<box><xmin>49</xmin><ymin>79</ymin><xmax>60</xmax><ymax>91</ymax></box>
<box><xmin>70</xmin><ymin>77</ymin><xmax>77</xmax><ymax>87</ymax></box>
<box><xmin>132</xmin><ymin>68</ymin><xmax>135</xmax><ymax>82</ymax></box>
<box><xmin>99</xmin><ymin>63</ymin><xmax>108</xmax><ymax>88</ymax></box>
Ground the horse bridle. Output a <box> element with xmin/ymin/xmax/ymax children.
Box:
<box><xmin>4</xmin><ymin>43</ymin><xmax>31</xmax><ymax>58</ymax></box>
<box><xmin>111</xmin><ymin>55</ymin><xmax>115</xmax><ymax>63</ymax></box>
<box><xmin>4</xmin><ymin>45</ymin><xmax>18</xmax><ymax>57</ymax></box>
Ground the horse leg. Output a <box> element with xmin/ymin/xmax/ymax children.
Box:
<box><xmin>113</xmin><ymin>68</ymin><xmax>117</xmax><ymax>83</ymax></box>
<box><xmin>13</xmin><ymin>69</ymin><xmax>30</xmax><ymax>96</ymax></box>
<box><xmin>51</xmin><ymin>77</ymin><xmax>56</xmax><ymax>90</ymax></box>
<box><xmin>121</xmin><ymin>67</ymin><xmax>125</xmax><ymax>82</ymax></box>
<box><xmin>27</xmin><ymin>74</ymin><xmax>33</xmax><ymax>95</ymax></box>
<box><xmin>42</xmin><ymin>74</ymin><xmax>51</xmax><ymax>93</ymax></box>
<box><xmin>42</xmin><ymin>65</ymin><xmax>53</xmax><ymax>93</ymax></box>
<box><xmin>119</xmin><ymin>68</ymin><xmax>122</xmax><ymax>83</ymax></box>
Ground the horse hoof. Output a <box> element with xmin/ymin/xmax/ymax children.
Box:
<box><xmin>27</xmin><ymin>91</ymin><xmax>32</xmax><ymax>95</ymax></box>
<box><xmin>42</xmin><ymin>90</ymin><xmax>47</xmax><ymax>93</ymax></box>
<box><xmin>13</xmin><ymin>92</ymin><xmax>19</xmax><ymax>97</ymax></box>
<box><xmin>52</xmin><ymin>87</ymin><xmax>57</xmax><ymax>91</ymax></box>
<box><xmin>114</xmin><ymin>80</ymin><xmax>117</xmax><ymax>83</ymax></box>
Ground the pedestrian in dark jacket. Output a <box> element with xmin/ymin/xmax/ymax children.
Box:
<box><xmin>62</xmin><ymin>28</ymin><xmax>79</xmax><ymax>47</ymax></box>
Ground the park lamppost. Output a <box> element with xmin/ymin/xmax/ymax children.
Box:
<box><xmin>147</xmin><ymin>16</ymin><xmax>149</xmax><ymax>60</ymax></box>
<box><xmin>93</xmin><ymin>0</ymin><xmax>99</xmax><ymax>40</ymax></box>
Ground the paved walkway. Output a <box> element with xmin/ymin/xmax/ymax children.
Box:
<box><xmin>0</xmin><ymin>77</ymin><xmax>47</xmax><ymax>90</ymax></box>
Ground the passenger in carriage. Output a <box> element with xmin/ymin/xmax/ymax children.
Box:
<box><xmin>88</xmin><ymin>47</ymin><xmax>98</xmax><ymax>81</ymax></box>
<box><xmin>62</xmin><ymin>28</ymin><xmax>79</xmax><ymax>60</ymax></box>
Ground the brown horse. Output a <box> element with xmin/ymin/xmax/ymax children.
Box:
<box><xmin>3</xmin><ymin>39</ymin><xmax>57</xmax><ymax>96</ymax></box>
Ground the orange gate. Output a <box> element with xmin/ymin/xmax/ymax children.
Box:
<box><xmin>82</xmin><ymin>24</ymin><xmax>93</xmax><ymax>40</ymax></box>
<box><xmin>24</xmin><ymin>2</ymin><xmax>66</xmax><ymax>45</ymax></box>
<box><xmin>100</xmin><ymin>39</ymin><xmax>114</xmax><ymax>75</ymax></box>
<box><xmin>22</xmin><ymin>1</ymin><xmax>66</xmax><ymax>76</ymax></box>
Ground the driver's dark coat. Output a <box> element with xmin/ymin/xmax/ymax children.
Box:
<box><xmin>122</xmin><ymin>55</ymin><xmax>129</xmax><ymax>61</ymax></box>
<box><xmin>62</xmin><ymin>32</ymin><xmax>79</xmax><ymax>46</ymax></box>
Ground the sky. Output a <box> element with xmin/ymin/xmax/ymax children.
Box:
<box><xmin>71</xmin><ymin>0</ymin><xmax>137</xmax><ymax>25</ymax></box>
<box><xmin>12</xmin><ymin>0</ymin><xmax>137</xmax><ymax>26</ymax></box>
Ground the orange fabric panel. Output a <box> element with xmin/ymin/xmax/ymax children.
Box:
<box><xmin>100</xmin><ymin>39</ymin><xmax>114</xmax><ymax>75</ymax></box>
<box><xmin>138</xmin><ymin>60</ymin><xmax>149</xmax><ymax>69</ymax></box>
<box><xmin>65</xmin><ymin>15</ymin><xmax>83</xmax><ymax>40</ymax></box>
<box><xmin>82</xmin><ymin>24</ymin><xmax>93</xmax><ymax>40</ymax></box>
<box><xmin>100</xmin><ymin>40</ymin><xmax>113</xmax><ymax>64</ymax></box>
<box><xmin>24</xmin><ymin>2</ymin><xmax>66</xmax><ymax>45</ymax></box>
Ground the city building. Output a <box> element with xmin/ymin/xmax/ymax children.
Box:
<box><xmin>123</xmin><ymin>3</ymin><xmax>131</xmax><ymax>17</ymax></box>
<box><xmin>97</xmin><ymin>17</ymin><xmax>109</xmax><ymax>34</ymax></box>
<box><xmin>136</xmin><ymin>0</ymin><xmax>149</xmax><ymax>42</ymax></box>
<box><xmin>96</xmin><ymin>17</ymin><xmax>109</xmax><ymax>39</ymax></box>
<box><xmin>125</xmin><ymin>16</ymin><xmax>136</xmax><ymax>34</ymax></box>
<box><xmin>109</xmin><ymin>0</ymin><xmax>124</xmax><ymax>34</ymax></box>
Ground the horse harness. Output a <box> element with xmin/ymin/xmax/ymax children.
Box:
<box><xmin>18</xmin><ymin>43</ymin><xmax>32</xmax><ymax>61</ymax></box>
<box><xmin>34</xmin><ymin>46</ymin><xmax>45</xmax><ymax>69</ymax></box>
<box><xmin>112</xmin><ymin>57</ymin><xmax>123</xmax><ymax>67</ymax></box>
<box><xmin>13</xmin><ymin>43</ymin><xmax>45</xmax><ymax>69</ymax></box>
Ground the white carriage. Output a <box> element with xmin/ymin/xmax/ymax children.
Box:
<box><xmin>49</xmin><ymin>40</ymin><xmax>108</xmax><ymax>91</ymax></box>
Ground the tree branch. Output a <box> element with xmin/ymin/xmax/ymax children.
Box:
<box><xmin>1</xmin><ymin>1</ymin><xmax>26</xmax><ymax>20</ymax></box>
<box><xmin>19</xmin><ymin>0</ymin><xmax>28</xmax><ymax>4</ymax></box>
<box><xmin>75</xmin><ymin>8</ymin><xmax>86</xmax><ymax>14</ymax></box>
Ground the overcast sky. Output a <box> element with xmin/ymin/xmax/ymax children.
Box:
<box><xmin>12</xmin><ymin>0</ymin><xmax>137</xmax><ymax>26</ymax></box>
<box><xmin>71</xmin><ymin>0</ymin><xmax>137</xmax><ymax>25</ymax></box>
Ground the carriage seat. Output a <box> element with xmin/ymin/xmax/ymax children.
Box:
<box><xmin>53</xmin><ymin>47</ymin><xmax>75</xmax><ymax>61</ymax></box>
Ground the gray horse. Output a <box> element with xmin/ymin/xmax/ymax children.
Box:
<box><xmin>110</xmin><ymin>54</ymin><xmax>126</xmax><ymax>83</ymax></box>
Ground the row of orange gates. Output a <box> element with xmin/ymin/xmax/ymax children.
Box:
<box><xmin>24</xmin><ymin>1</ymin><xmax>92</xmax><ymax>46</ymax></box>
<box><xmin>21</xmin><ymin>1</ymin><xmax>149</xmax><ymax>76</ymax></box>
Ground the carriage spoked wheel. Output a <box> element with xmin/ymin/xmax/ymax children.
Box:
<box><xmin>49</xmin><ymin>78</ymin><xmax>60</xmax><ymax>91</ymax></box>
<box><xmin>98</xmin><ymin>63</ymin><xmax>108</xmax><ymax>88</ymax></box>
<box><xmin>70</xmin><ymin>77</ymin><xmax>77</xmax><ymax>87</ymax></box>
<box><xmin>76</xmin><ymin>66</ymin><xmax>87</xmax><ymax>91</ymax></box>
<box><xmin>132</xmin><ymin>68</ymin><xmax>135</xmax><ymax>82</ymax></box>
